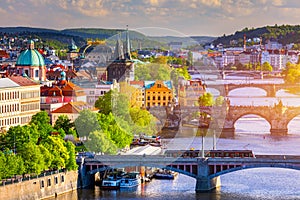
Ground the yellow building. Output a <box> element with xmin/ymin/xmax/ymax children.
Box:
<box><xmin>145</xmin><ymin>80</ymin><xmax>173</xmax><ymax>107</ymax></box>
<box><xmin>120</xmin><ymin>81</ymin><xmax>145</xmax><ymax>108</ymax></box>
<box><xmin>0</xmin><ymin>76</ymin><xmax>40</xmax><ymax>132</ymax></box>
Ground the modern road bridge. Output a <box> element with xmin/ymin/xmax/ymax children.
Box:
<box><xmin>78</xmin><ymin>154</ymin><xmax>300</xmax><ymax>192</ymax></box>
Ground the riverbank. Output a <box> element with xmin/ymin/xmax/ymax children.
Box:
<box><xmin>0</xmin><ymin>170</ymin><xmax>78</xmax><ymax>200</ymax></box>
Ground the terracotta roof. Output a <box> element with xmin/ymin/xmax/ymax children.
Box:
<box><xmin>8</xmin><ymin>76</ymin><xmax>39</xmax><ymax>86</ymax></box>
<box><xmin>51</xmin><ymin>101</ymin><xmax>98</xmax><ymax>114</ymax></box>
<box><xmin>130</xmin><ymin>80</ymin><xmax>144</xmax><ymax>87</ymax></box>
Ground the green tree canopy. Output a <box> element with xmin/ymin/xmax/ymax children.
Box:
<box><xmin>29</xmin><ymin>111</ymin><xmax>53</xmax><ymax>139</ymax></box>
<box><xmin>54</xmin><ymin>115</ymin><xmax>74</xmax><ymax>136</ymax></box>
<box><xmin>198</xmin><ymin>92</ymin><xmax>215</xmax><ymax>106</ymax></box>
<box><xmin>41</xmin><ymin>136</ymin><xmax>69</xmax><ymax>170</ymax></box>
<box><xmin>74</xmin><ymin>109</ymin><xmax>100</xmax><ymax>137</ymax></box>
<box><xmin>85</xmin><ymin>130</ymin><xmax>117</xmax><ymax>154</ymax></box>
<box><xmin>282</xmin><ymin>63</ymin><xmax>300</xmax><ymax>84</ymax></box>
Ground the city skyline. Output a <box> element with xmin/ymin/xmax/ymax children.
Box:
<box><xmin>1</xmin><ymin>0</ymin><xmax>300</xmax><ymax>37</ymax></box>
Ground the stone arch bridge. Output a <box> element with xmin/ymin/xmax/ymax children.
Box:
<box><xmin>149</xmin><ymin>105</ymin><xmax>300</xmax><ymax>137</ymax></box>
<box><xmin>79</xmin><ymin>155</ymin><xmax>300</xmax><ymax>192</ymax></box>
<box><xmin>207</xmin><ymin>83</ymin><xmax>300</xmax><ymax>97</ymax></box>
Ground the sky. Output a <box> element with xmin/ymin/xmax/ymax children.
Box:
<box><xmin>1</xmin><ymin>0</ymin><xmax>300</xmax><ymax>37</ymax></box>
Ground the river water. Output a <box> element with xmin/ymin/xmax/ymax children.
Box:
<box><xmin>52</xmin><ymin>77</ymin><xmax>300</xmax><ymax>200</ymax></box>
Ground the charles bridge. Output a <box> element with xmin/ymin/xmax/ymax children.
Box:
<box><xmin>149</xmin><ymin>103</ymin><xmax>300</xmax><ymax>137</ymax></box>
<box><xmin>207</xmin><ymin>83</ymin><xmax>300</xmax><ymax>97</ymax></box>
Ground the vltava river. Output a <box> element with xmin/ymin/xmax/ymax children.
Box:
<box><xmin>52</xmin><ymin>85</ymin><xmax>300</xmax><ymax>200</ymax></box>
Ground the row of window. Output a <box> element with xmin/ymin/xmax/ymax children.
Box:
<box><xmin>21</xmin><ymin>103</ymin><xmax>40</xmax><ymax>112</ymax></box>
<box><xmin>0</xmin><ymin>104</ymin><xmax>20</xmax><ymax>113</ymax></box>
<box><xmin>21</xmin><ymin>90</ymin><xmax>40</xmax><ymax>99</ymax></box>
<box><xmin>0</xmin><ymin>117</ymin><xmax>19</xmax><ymax>127</ymax></box>
<box><xmin>0</xmin><ymin>91</ymin><xmax>20</xmax><ymax>101</ymax></box>
<box><xmin>147</xmin><ymin>96</ymin><xmax>171</xmax><ymax>101</ymax></box>
<box><xmin>40</xmin><ymin>175</ymin><xmax>65</xmax><ymax>189</ymax></box>
<box><xmin>147</xmin><ymin>91</ymin><xmax>171</xmax><ymax>94</ymax></box>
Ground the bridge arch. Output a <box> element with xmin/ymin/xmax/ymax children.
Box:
<box><xmin>234</xmin><ymin>114</ymin><xmax>270</xmax><ymax>134</ymax></box>
<box><xmin>232</xmin><ymin>112</ymin><xmax>271</xmax><ymax>130</ymax></box>
<box><xmin>86</xmin><ymin>163</ymin><xmax>197</xmax><ymax>178</ymax></box>
<box><xmin>227</xmin><ymin>87</ymin><xmax>267</xmax><ymax>97</ymax></box>
<box><xmin>209</xmin><ymin>165</ymin><xmax>300</xmax><ymax>179</ymax></box>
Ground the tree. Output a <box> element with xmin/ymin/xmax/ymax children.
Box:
<box><xmin>282</xmin><ymin>63</ymin><xmax>300</xmax><ymax>85</ymax></box>
<box><xmin>97</xmin><ymin>113</ymin><xmax>133</xmax><ymax>149</ymax></box>
<box><xmin>74</xmin><ymin>109</ymin><xmax>100</xmax><ymax>138</ymax></box>
<box><xmin>30</xmin><ymin>111</ymin><xmax>53</xmax><ymax>140</ymax></box>
<box><xmin>95</xmin><ymin>90</ymin><xmax>113</xmax><ymax>115</ymax></box>
<box><xmin>42</xmin><ymin>136</ymin><xmax>69</xmax><ymax>170</ymax></box>
<box><xmin>129</xmin><ymin>107</ymin><xmax>152</xmax><ymax>127</ymax></box>
<box><xmin>198</xmin><ymin>92</ymin><xmax>215</xmax><ymax>106</ymax></box>
<box><xmin>54</xmin><ymin>115</ymin><xmax>74</xmax><ymax>136</ymax></box>
<box><xmin>65</xmin><ymin>141</ymin><xmax>78</xmax><ymax>170</ymax></box>
<box><xmin>18</xmin><ymin>142</ymin><xmax>45</xmax><ymax>175</ymax></box>
<box><xmin>84</xmin><ymin>130</ymin><xmax>116</xmax><ymax>154</ymax></box>
<box><xmin>215</xmin><ymin>96</ymin><xmax>225</xmax><ymax>106</ymax></box>
<box><xmin>187</xmin><ymin>51</ymin><xmax>193</xmax><ymax>67</ymax></box>
<box><xmin>261</xmin><ymin>62</ymin><xmax>273</xmax><ymax>71</ymax></box>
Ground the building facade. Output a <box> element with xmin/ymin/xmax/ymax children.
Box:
<box><xmin>0</xmin><ymin>76</ymin><xmax>40</xmax><ymax>132</ymax></box>
<box><xmin>145</xmin><ymin>80</ymin><xmax>173</xmax><ymax>107</ymax></box>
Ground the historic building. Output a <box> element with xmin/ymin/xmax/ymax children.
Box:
<box><xmin>51</xmin><ymin>101</ymin><xmax>98</xmax><ymax>125</ymax></box>
<box><xmin>178</xmin><ymin>79</ymin><xmax>206</xmax><ymax>106</ymax></box>
<box><xmin>40</xmin><ymin>71</ymin><xmax>86</xmax><ymax>114</ymax></box>
<box><xmin>15</xmin><ymin>40</ymin><xmax>46</xmax><ymax>82</ymax></box>
<box><xmin>106</xmin><ymin>29</ymin><xmax>134</xmax><ymax>82</ymax></box>
<box><xmin>145</xmin><ymin>80</ymin><xmax>173</xmax><ymax>107</ymax></box>
<box><xmin>0</xmin><ymin>76</ymin><xmax>40</xmax><ymax>132</ymax></box>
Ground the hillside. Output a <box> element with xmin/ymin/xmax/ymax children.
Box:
<box><xmin>212</xmin><ymin>24</ymin><xmax>300</xmax><ymax>48</ymax></box>
<box><xmin>0</xmin><ymin>27</ymin><xmax>215</xmax><ymax>51</ymax></box>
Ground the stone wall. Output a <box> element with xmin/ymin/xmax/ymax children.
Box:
<box><xmin>0</xmin><ymin>171</ymin><xmax>78</xmax><ymax>200</ymax></box>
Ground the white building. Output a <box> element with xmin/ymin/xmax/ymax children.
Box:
<box><xmin>0</xmin><ymin>76</ymin><xmax>40</xmax><ymax>132</ymax></box>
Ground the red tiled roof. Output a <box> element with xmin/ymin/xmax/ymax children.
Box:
<box><xmin>8</xmin><ymin>76</ymin><xmax>39</xmax><ymax>86</ymax></box>
<box><xmin>51</xmin><ymin>101</ymin><xmax>98</xmax><ymax>114</ymax></box>
<box><xmin>130</xmin><ymin>80</ymin><xmax>144</xmax><ymax>87</ymax></box>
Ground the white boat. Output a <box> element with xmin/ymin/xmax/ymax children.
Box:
<box><xmin>101</xmin><ymin>176</ymin><xmax>121</xmax><ymax>190</ymax></box>
<box><xmin>120</xmin><ymin>173</ymin><xmax>141</xmax><ymax>188</ymax></box>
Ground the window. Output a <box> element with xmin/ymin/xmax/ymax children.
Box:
<box><xmin>47</xmin><ymin>178</ymin><xmax>51</xmax><ymax>187</ymax></box>
<box><xmin>152</xmin><ymin>96</ymin><xmax>155</xmax><ymax>100</ymax></box>
<box><xmin>61</xmin><ymin>175</ymin><xmax>65</xmax><ymax>183</ymax></box>
<box><xmin>35</xmin><ymin>70</ymin><xmax>39</xmax><ymax>78</ymax></box>
<box><xmin>54</xmin><ymin>177</ymin><xmax>58</xmax><ymax>185</ymax></box>
<box><xmin>40</xmin><ymin>180</ymin><xmax>44</xmax><ymax>188</ymax></box>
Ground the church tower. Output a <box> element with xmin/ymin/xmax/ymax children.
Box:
<box><xmin>106</xmin><ymin>27</ymin><xmax>134</xmax><ymax>82</ymax></box>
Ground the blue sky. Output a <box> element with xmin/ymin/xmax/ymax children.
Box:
<box><xmin>1</xmin><ymin>0</ymin><xmax>300</xmax><ymax>36</ymax></box>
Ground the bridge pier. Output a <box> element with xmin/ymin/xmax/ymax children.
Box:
<box><xmin>220</xmin><ymin>128</ymin><xmax>235</xmax><ymax>138</ymax></box>
<box><xmin>195</xmin><ymin>176</ymin><xmax>221</xmax><ymax>192</ymax></box>
<box><xmin>270</xmin><ymin>128</ymin><xmax>288</xmax><ymax>136</ymax></box>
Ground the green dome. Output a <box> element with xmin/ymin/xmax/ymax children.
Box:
<box><xmin>16</xmin><ymin>49</ymin><xmax>45</xmax><ymax>66</ymax></box>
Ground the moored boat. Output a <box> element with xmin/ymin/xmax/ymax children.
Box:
<box><xmin>100</xmin><ymin>176</ymin><xmax>121</xmax><ymax>190</ymax></box>
<box><xmin>153</xmin><ymin>170</ymin><xmax>177</xmax><ymax>180</ymax></box>
<box><xmin>120</xmin><ymin>172</ymin><xmax>141</xmax><ymax>188</ymax></box>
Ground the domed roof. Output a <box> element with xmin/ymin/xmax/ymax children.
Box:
<box><xmin>16</xmin><ymin>49</ymin><xmax>45</xmax><ymax>66</ymax></box>
<box><xmin>16</xmin><ymin>40</ymin><xmax>45</xmax><ymax>67</ymax></box>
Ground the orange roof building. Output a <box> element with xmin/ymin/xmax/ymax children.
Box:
<box><xmin>51</xmin><ymin>101</ymin><xmax>98</xmax><ymax>125</ymax></box>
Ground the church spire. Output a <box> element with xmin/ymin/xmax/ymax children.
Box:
<box><xmin>124</xmin><ymin>25</ymin><xmax>131</xmax><ymax>60</ymax></box>
<box><xmin>114</xmin><ymin>32</ymin><xmax>124</xmax><ymax>60</ymax></box>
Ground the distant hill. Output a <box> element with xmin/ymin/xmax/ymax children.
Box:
<box><xmin>212</xmin><ymin>24</ymin><xmax>300</xmax><ymax>48</ymax></box>
<box><xmin>0</xmin><ymin>26</ymin><xmax>215</xmax><ymax>50</ymax></box>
